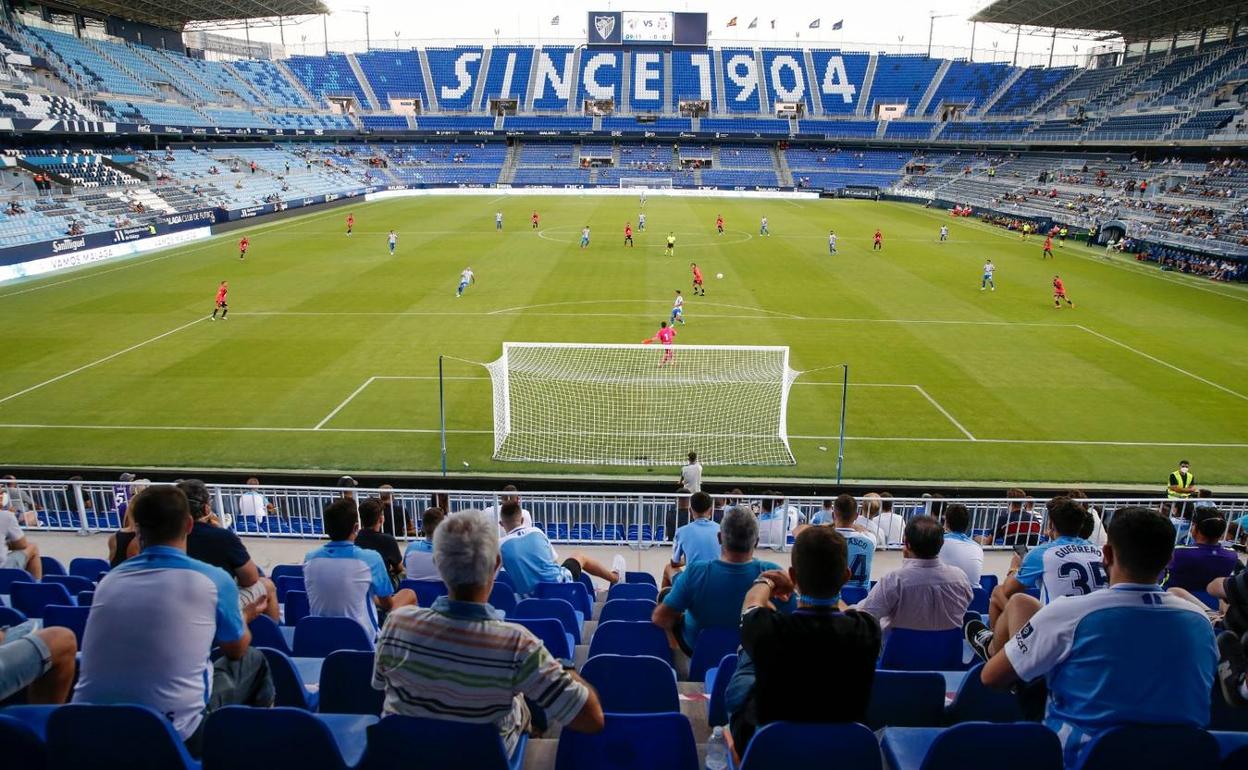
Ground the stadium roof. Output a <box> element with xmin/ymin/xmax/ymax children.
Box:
<box><xmin>972</xmin><ymin>0</ymin><xmax>1248</xmax><ymax>42</ymax></box>
<box><xmin>46</xmin><ymin>0</ymin><xmax>328</xmax><ymax>30</ymax></box>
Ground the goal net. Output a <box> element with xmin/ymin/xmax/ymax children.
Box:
<box><xmin>619</xmin><ymin>177</ymin><xmax>673</xmax><ymax>190</ymax></box>
<box><xmin>484</xmin><ymin>343</ymin><xmax>801</xmax><ymax>466</ymax></box>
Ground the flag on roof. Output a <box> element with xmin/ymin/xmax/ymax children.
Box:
<box><xmin>809</xmin><ymin>18</ymin><xmax>821</xmax><ymax>28</ymax></box>
<box><xmin>550</xmin><ymin>15</ymin><xmax>559</xmax><ymax>25</ymax></box>
<box><xmin>726</xmin><ymin>16</ymin><xmax>738</xmax><ymax>27</ymax></box>
<box><xmin>831</xmin><ymin>19</ymin><xmax>843</xmax><ymax>30</ymax></box>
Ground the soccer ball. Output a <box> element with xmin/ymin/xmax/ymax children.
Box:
<box><xmin>716</xmin><ymin>272</ymin><xmax>724</xmax><ymax>279</ymax></box>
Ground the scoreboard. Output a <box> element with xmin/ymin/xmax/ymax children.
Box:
<box><xmin>587</xmin><ymin>11</ymin><xmax>708</xmax><ymax>46</ymax></box>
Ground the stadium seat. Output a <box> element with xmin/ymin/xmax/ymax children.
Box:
<box><xmin>625</xmin><ymin>571</ymin><xmax>658</xmax><ymax>587</ymax></box>
<box><xmin>249</xmin><ymin>615</ymin><xmax>292</xmax><ymax>655</ymax></box>
<box><xmin>259</xmin><ymin>646</ymin><xmax>320</xmax><ymax>711</ymax></box>
<box><xmin>534</xmin><ymin>581</ymin><xmax>593</xmax><ymax>618</ymax></box>
<box><xmin>607</xmin><ymin>583</ymin><xmax>659</xmax><ymax>602</ymax></box>
<box><xmin>0</xmin><ymin>567</ymin><xmax>32</xmax><ymax>593</ymax></box>
<box><xmin>945</xmin><ymin>663</ymin><xmax>1026</xmax><ymax>723</ymax></box>
<box><xmin>76</xmin><ymin>590</ymin><xmax>94</xmax><ymax>607</ymax></box>
<box><xmin>581</xmin><ymin>654</ymin><xmax>680</xmax><ymax>713</ymax></box>
<box><xmin>513</xmin><ymin>598</ymin><xmax>584</xmax><ymax>643</ymax></box>
<box><xmin>689</xmin><ymin>627</ymin><xmax>741</xmax><ymax>683</ymax></box>
<box><xmin>43</xmin><ymin>575</ymin><xmax>93</xmax><ymax>596</ymax></box>
<box><xmin>1210</xmin><ymin>681</ymin><xmax>1248</xmax><ymax>731</ymax></box>
<box><xmin>488</xmin><ymin>583</ymin><xmax>518</xmax><ymax>616</ymax></box>
<box><xmin>555</xmin><ymin>712</ymin><xmax>698</xmax><ymax>770</ymax></box>
<box><xmin>1193</xmin><ymin>590</ymin><xmax>1220</xmax><ymax>611</ymax></box>
<box><xmin>275</xmin><ymin>575</ymin><xmax>306</xmax><ymax>602</ymax></box>
<box><xmin>578</xmin><ymin>571</ymin><xmax>596</xmax><ymax>598</ymax></box>
<box><xmin>0</xmin><ymin>710</ymin><xmax>50</xmax><ymax>769</ymax></box>
<box><xmin>319</xmin><ymin>650</ymin><xmax>384</xmax><ymax>716</ymax></box>
<box><xmin>399</xmin><ymin>579</ymin><xmax>448</xmax><ymax>608</ymax></box>
<box><xmin>879</xmin><ymin>628</ymin><xmax>968</xmax><ymax>671</ymax></box>
<box><xmin>68</xmin><ymin>558</ymin><xmax>109</xmax><ymax>582</ymax></box>
<box><xmin>0</xmin><ymin>606</ymin><xmax>28</xmax><ymax>626</ymax></box>
<box><xmin>969</xmin><ymin>587</ymin><xmax>990</xmax><ymax>615</ymax></box>
<box><xmin>203</xmin><ymin>706</ymin><xmax>377</xmax><ymax>770</ymax></box>
<box><xmin>588</xmin><ymin>620</ymin><xmax>672</xmax><ymax>664</ymax></box>
<box><xmin>1212</xmin><ymin>731</ymin><xmax>1248</xmax><ymax>769</ymax></box>
<box><xmin>739</xmin><ymin>721</ymin><xmax>882</xmax><ymax>770</ymax></box>
<box><xmin>284</xmin><ymin>590</ymin><xmax>310</xmax><ymax>627</ymax></box>
<box><xmin>42</xmin><ymin>604</ymin><xmax>90</xmax><ymax>645</ymax></box>
<box><xmin>707</xmin><ymin>653</ymin><xmax>738</xmax><ymax>728</ymax></box>
<box><xmin>979</xmin><ymin>575</ymin><xmax>999</xmax><ymax>594</ymax></box>
<box><xmin>866</xmin><ymin>670</ymin><xmax>947</xmax><ymax>729</ymax></box>
<box><xmin>881</xmin><ymin>722</ymin><xmax>1062</xmax><ymax>770</ymax></box>
<box><xmin>512</xmin><ymin>617</ymin><xmax>574</xmax><ymax>661</ymax></box>
<box><xmin>292</xmin><ymin>616</ymin><xmax>374</xmax><ymax>657</ymax></box>
<box><xmin>47</xmin><ymin>704</ymin><xmax>199</xmax><ymax>770</ymax></box>
<box><xmin>359</xmin><ymin>714</ymin><xmax>527</xmax><ymax>770</ymax></box>
<box><xmin>840</xmin><ymin>585</ymin><xmax>869</xmax><ymax>605</ymax></box>
<box><xmin>1081</xmin><ymin>724</ymin><xmax>1219</xmax><ymax>770</ymax></box>
<box><xmin>39</xmin><ymin>557</ymin><xmax>66</xmax><ymax>577</ymax></box>
<box><xmin>599</xmin><ymin>599</ymin><xmax>657</xmax><ymax>623</ymax></box>
<box><xmin>270</xmin><ymin>564</ymin><xmax>304</xmax><ymax>581</ymax></box>
<box><xmin>10</xmin><ymin>581</ymin><xmax>73</xmax><ymax>619</ymax></box>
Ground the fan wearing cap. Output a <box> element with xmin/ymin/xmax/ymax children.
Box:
<box><xmin>1163</xmin><ymin>507</ymin><xmax>1238</xmax><ymax>594</ymax></box>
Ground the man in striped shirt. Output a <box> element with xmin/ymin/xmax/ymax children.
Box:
<box><xmin>372</xmin><ymin>510</ymin><xmax>604</xmax><ymax>757</ymax></box>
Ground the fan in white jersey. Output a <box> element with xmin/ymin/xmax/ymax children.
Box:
<box><xmin>973</xmin><ymin>497</ymin><xmax>1103</xmax><ymax>659</ymax></box>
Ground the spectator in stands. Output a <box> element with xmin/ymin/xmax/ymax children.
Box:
<box><xmin>938</xmin><ymin>503</ymin><xmax>983</xmax><ymax>585</ymax></box>
<box><xmin>973</xmin><ymin>497</ymin><xmax>1102</xmax><ymax>658</ymax></box>
<box><xmin>178</xmin><ymin>479</ymin><xmax>279</xmax><ymax>622</ymax></box>
<box><xmin>498</xmin><ymin>502</ymin><xmax>625</xmax><ymax>595</ymax></box>
<box><xmin>679</xmin><ymin>451</ymin><xmax>703</xmax><ymax>492</ymax></box>
<box><xmin>663</xmin><ymin>492</ymin><xmax>720</xmax><ymax>587</ymax></box>
<box><xmin>107</xmin><ymin>503</ymin><xmax>139</xmax><ymax>568</ymax></box>
<box><xmin>810</xmin><ymin>498</ymin><xmax>836</xmax><ymax>526</ymax></box>
<box><xmin>979</xmin><ymin>507</ymin><xmax>1215</xmax><ymax>768</ymax></box>
<box><xmin>403</xmin><ymin>506</ymin><xmax>445</xmax><ymax>582</ymax></box>
<box><xmin>377</xmin><ymin>484</ymin><xmax>414</xmax><ymax>536</ymax></box>
<box><xmin>757</xmin><ymin>493</ymin><xmax>805</xmax><ymax>549</ymax></box>
<box><xmin>872</xmin><ymin>492</ymin><xmax>907</xmax><ymax>546</ymax></box>
<box><xmin>1163</xmin><ymin>507</ymin><xmax>1237</xmax><ymax>593</ymax></box>
<box><xmin>336</xmin><ymin>475</ymin><xmax>357</xmax><ymax>500</ymax></box>
<box><xmin>666</xmin><ymin>489</ymin><xmax>691</xmax><ymax>543</ymax></box>
<box><xmin>74</xmin><ymin>485</ymin><xmax>274</xmax><ymax>754</ymax></box>
<box><xmin>373</xmin><ymin>510</ymin><xmax>604</xmax><ymax>756</ymax></box>
<box><xmin>0</xmin><ymin>494</ymin><xmax>41</xmax><ymax>579</ymax></box>
<box><xmin>236</xmin><ymin>477</ymin><xmax>274</xmax><ymax>524</ymax></box>
<box><xmin>2</xmin><ymin>475</ymin><xmax>41</xmax><ymax>527</ymax></box>
<box><xmin>304</xmin><ymin>499</ymin><xmax>416</xmax><ymax>636</ymax></box>
<box><xmin>0</xmin><ymin>620</ymin><xmax>75</xmax><ymax>704</ymax></box>
<box><xmin>716</xmin><ymin>488</ymin><xmax>744</xmax><ymax>523</ymax></box>
<box><xmin>725</xmin><ymin>527</ymin><xmax>880</xmax><ymax>749</ymax></box>
<box><xmin>814</xmin><ymin>493</ymin><xmax>877</xmax><ymax>589</ymax></box>
<box><xmin>854</xmin><ymin>516</ymin><xmax>972</xmax><ymax>636</ymax></box>
<box><xmin>479</xmin><ymin>484</ymin><xmax>533</xmax><ymax>531</ymax></box>
<box><xmin>355</xmin><ymin>497</ymin><xmax>404</xmax><ymax>587</ymax></box>
<box><xmin>653</xmin><ymin>505</ymin><xmax>792</xmax><ymax>656</ymax></box>
<box><xmin>855</xmin><ymin>493</ymin><xmax>883</xmax><ymax>535</ymax></box>
<box><xmin>976</xmin><ymin>488</ymin><xmax>1042</xmax><ymax>546</ymax></box>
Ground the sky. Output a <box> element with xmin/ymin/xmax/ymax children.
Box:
<box><xmin>218</xmin><ymin>0</ymin><xmax>1114</xmax><ymax>67</ymax></box>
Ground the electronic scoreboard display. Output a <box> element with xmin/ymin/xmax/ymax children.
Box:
<box><xmin>587</xmin><ymin>11</ymin><xmax>708</xmax><ymax>46</ymax></box>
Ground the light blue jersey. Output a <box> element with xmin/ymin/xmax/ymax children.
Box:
<box><xmin>387</xmin><ymin>232</ymin><xmax>397</xmax><ymax>254</ymax></box>
<box><xmin>760</xmin><ymin>217</ymin><xmax>769</xmax><ymax>235</ymax></box>
<box><xmin>836</xmin><ymin>527</ymin><xmax>877</xmax><ymax>588</ymax></box>
<box><xmin>495</xmin><ymin>211</ymin><xmax>503</xmax><ymax>230</ymax></box>
<box><xmin>499</xmin><ymin>525</ymin><xmax>570</xmax><ymax>595</ymax></box>
<box><xmin>402</xmin><ymin>539</ymin><xmax>438</xmax><ymax>581</ymax></box>
<box><xmin>1015</xmin><ymin>535</ymin><xmax>1105</xmax><ymax>603</ymax></box>
<box><xmin>638</xmin><ymin>213</ymin><xmax>646</xmax><ymax>230</ymax></box>
<box><xmin>304</xmin><ymin>541</ymin><xmax>395</xmax><ymax>637</ymax></box>
<box><xmin>672</xmin><ymin>518</ymin><xmax>721</xmax><ymax>568</ymax></box>
<box><xmin>1004</xmin><ymin>584</ymin><xmax>1216</xmax><ymax>768</ymax></box>
<box><xmin>580</xmin><ymin>228</ymin><xmax>590</xmax><ymax>248</ymax></box>
<box><xmin>828</xmin><ymin>233</ymin><xmax>837</xmax><ymax>254</ymax></box>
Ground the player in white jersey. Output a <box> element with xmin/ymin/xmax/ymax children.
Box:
<box><xmin>759</xmin><ymin>216</ymin><xmax>769</xmax><ymax>236</ymax></box>
<box><xmin>387</xmin><ymin>230</ymin><xmax>397</xmax><ymax>255</ymax></box>
<box><xmin>639</xmin><ymin>189</ymin><xmax>647</xmax><ymax>208</ymax></box>
<box><xmin>970</xmin><ymin>497</ymin><xmax>1103</xmax><ymax>658</ymax></box>
<box><xmin>670</xmin><ymin>290</ymin><xmax>685</xmax><ymax>325</ymax></box>
<box><xmin>638</xmin><ymin>212</ymin><xmax>646</xmax><ymax>231</ymax></box>
<box><xmin>981</xmin><ymin>260</ymin><xmax>996</xmax><ymax>291</ymax></box>
<box><xmin>456</xmin><ymin>267</ymin><xmax>475</xmax><ymax>297</ymax></box>
<box><xmin>580</xmin><ymin>226</ymin><xmax>590</xmax><ymax>249</ymax></box>
<box><xmin>495</xmin><ymin>211</ymin><xmax>503</xmax><ymax>230</ymax></box>
<box><xmin>828</xmin><ymin>230</ymin><xmax>838</xmax><ymax>255</ymax></box>
<box><xmin>940</xmin><ymin>225</ymin><xmax>949</xmax><ymax>242</ymax></box>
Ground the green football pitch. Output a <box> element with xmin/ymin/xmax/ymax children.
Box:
<box><xmin>0</xmin><ymin>194</ymin><xmax>1245</xmax><ymax>487</ymax></box>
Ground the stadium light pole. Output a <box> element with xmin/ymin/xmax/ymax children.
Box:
<box><xmin>926</xmin><ymin>13</ymin><xmax>956</xmax><ymax>58</ymax></box>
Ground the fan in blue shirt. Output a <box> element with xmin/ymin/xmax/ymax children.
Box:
<box><xmin>663</xmin><ymin>492</ymin><xmax>721</xmax><ymax>588</ymax></box>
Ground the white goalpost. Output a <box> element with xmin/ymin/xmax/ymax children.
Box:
<box><xmin>619</xmin><ymin>177</ymin><xmax>674</xmax><ymax>190</ymax></box>
<box><xmin>482</xmin><ymin>343</ymin><xmax>802</xmax><ymax>466</ymax></box>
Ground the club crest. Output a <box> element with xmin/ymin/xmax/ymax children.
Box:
<box><xmin>594</xmin><ymin>15</ymin><xmax>616</xmax><ymax>40</ymax></box>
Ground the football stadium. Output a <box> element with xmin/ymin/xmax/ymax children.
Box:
<box><xmin>0</xmin><ymin>0</ymin><xmax>1247</xmax><ymax>766</ymax></box>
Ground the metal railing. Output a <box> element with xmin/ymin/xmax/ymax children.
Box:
<box><xmin>6</xmin><ymin>479</ymin><xmax>1245</xmax><ymax>551</ymax></box>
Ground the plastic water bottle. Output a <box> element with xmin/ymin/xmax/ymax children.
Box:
<box><xmin>705</xmin><ymin>725</ymin><xmax>729</xmax><ymax>770</ymax></box>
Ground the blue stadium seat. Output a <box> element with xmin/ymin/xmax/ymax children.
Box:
<box><xmin>495</xmin><ymin>571</ymin><xmax>516</xmax><ymax>592</ymax></box>
<box><xmin>38</xmin><ymin>558</ymin><xmax>66</xmax><ymax>577</ymax></box>
<box><xmin>0</xmin><ymin>568</ymin><xmax>32</xmax><ymax>593</ymax></box>
<box><xmin>945</xmin><ymin>662</ymin><xmax>1026</xmax><ymax>723</ymax></box>
<box><xmin>599</xmin><ymin>599</ymin><xmax>657</xmax><ymax>624</ymax></box>
<box><xmin>707</xmin><ymin>653</ymin><xmax>737</xmax><ymax>728</ymax></box>
<box><xmin>319</xmin><ymin>650</ymin><xmax>383</xmax><ymax>716</ymax></box>
<box><xmin>1080</xmin><ymin>724</ymin><xmax>1219</xmax><ymax>770</ymax></box>
<box><xmin>739</xmin><ymin>721</ymin><xmax>882</xmax><ymax>770</ymax></box>
<box><xmin>203</xmin><ymin>706</ymin><xmax>377</xmax><ymax>770</ymax></box>
<box><xmin>76</xmin><ymin>590</ymin><xmax>93</xmax><ymax>607</ymax></box>
<box><xmin>47</xmin><ymin>704</ymin><xmax>199</xmax><ymax>770</ymax></box>
<box><xmin>292</xmin><ymin>616</ymin><xmax>374</xmax><ymax>658</ymax></box>
<box><xmin>578</xmin><ymin>571</ymin><xmax>596</xmax><ymax>599</ymax></box>
<box><xmin>1193</xmin><ymin>591</ymin><xmax>1220</xmax><ymax>611</ymax></box>
<box><xmin>840</xmin><ymin>585</ymin><xmax>869</xmax><ymax>605</ymax></box>
<box><xmin>625</xmin><ymin>571</ymin><xmax>657</xmax><ymax>587</ymax></box>
<box><xmin>513</xmin><ymin>598</ymin><xmax>583</xmax><ymax>644</ymax></box>
<box><xmin>607</xmin><ymin>583</ymin><xmax>659</xmax><ymax>602</ymax></box>
<box><xmin>43</xmin><ymin>575</ymin><xmax>93</xmax><ymax>596</ymax></box>
<box><xmin>512</xmin><ymin>617</ymin><xmax>574</xmax><ymax>661</ymax></box>
<box><xmin>879</xmin><ymin>628</ymin><xmax>967</xmax><ymax>671</ymax></box>
<box><xmin>259</xmin><ymin>646</ymin><xmax>320</xmax><ymax>711</ymax></box>
<box><xmin>688</xmin><ymin>627</ymin><xmax>740</xmax><ymax>684</ymax></box>
<box><xmin>881</xmin><ymin>722</ymin><xmax>1062</xmax><ymax>770</ymax></box>
<box><xmin>249</xmin><ymin>615</ymin><xmax>292</xmax><ymax>655</ymax></box>
<box><xmin>270</xmin><ymin>564</ymin><xmax>304</xmax><ymax>581</ymax></box>
<box><xmin>588</xmin><ymin>621</ymin><xmax>672</xmax><ymax>664</ymax></box>
<box><xmin>581</xmin><ymin>654</ymin><xmax>679</xmax><ymax>714</ymax></box>
<box><xmin>979</xmin><ymin>575</ymin><xmax>999</xmax><ymax>594</ymax></box>
<box><xmin>555</xmin><ymin>712</ymin><xmax>698</xmax><ymax>770</ymax></box>
<box><xmin>534</xmin><ymin>581</ymin><xmax>593</xmax><ymax>618</ymax></box>
<box><xmin>0</xmin><ymin>606</ymin><xmax>27</xmax><ymax>626</ymax></box>
<box><xmin>359</xmin><ymin>714</ymin><xmax>527</xmax><ymax>770</ymax></box>
<box><xmin>42</xmin><ymin>604</ymin><xmax>90</xmax><ymax>645</ymax></box>
<box><xmin>969</xmin><ymin>587</ymin><xmax>990</xmax><ymax>615</ymax></box>
<box><xmin>275</xmin><ymin>575</ymin><xmax>306</xmax><ymax>602</ymax></box>
<box><xmin>1210</xmin><ymin>682</ymin><xmax>1248</xmax><ymax>731</ymax></box>
<box><xmin>1212</xmin><ymin>731</ymin><xmax>1248</xmax><ymax>769</ymax></box>
<box><xmin>866</xmin><ymin>670</ymin><xmax>947</xmax><ymax>729</ymax></box>
<box><xmin>0</xmin><ymin>710</ymin><xmax>49</xmax><ymax>769</ymax></box>
<box><xmin>489</xmin><ymin>583</ymin><xmax>518</xmax><ymax>616</ymax></box>
<box><xmin>284</xmin><ymin>590</ymin><xmax>310</xmax><ymax>627</ymax></box>
<box><xmin>68</xmin><ymin>558</ymin><xmax>109</xmax><ymax>582</ymax></box>
<box><xmin>10</xmin><ymin>582</ymin><xmax>73</xmax><ymax>619</ymax></box>
<box><xmin>399</xmin><ymin>579</ymin><xmax>448</xmax><ymax>608</ymax></box>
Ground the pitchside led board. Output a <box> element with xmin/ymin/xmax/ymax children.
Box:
<box><xmin>587</xmin><ymin>11</ymin><xmax>709</xmax><ymax>46</ymax></box>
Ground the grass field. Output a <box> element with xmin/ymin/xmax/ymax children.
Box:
<box><xmin>0</xmin><ymin>193</ymin><xmax>1245</xmax><ymax>486</ymax></box>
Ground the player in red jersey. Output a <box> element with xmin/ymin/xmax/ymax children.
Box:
<box><xmin>715</xmin><ymin>214</ymin><xmax>724</xmax><ymax>234</ymax></box>
<box><xmin>873</xmin><ymin>229</ymin><xmax>883</xmax><ymax>251</ymax></box>
<box><xmin>624</xmin><ymin>223</ymin><xmax>634</xmax><ymax>247</ymax></box>
<box><xmin>1042</xmin><ymin>236</ymin><xmax>1054</xmax><ymax>259</ymax></box>
<box><xmin>238</xmin><ymin>236</ymin><xmax>249</xmax><ymax>260</ymax></box>
<box><xmin>346</xmin><ymin>213</ymin><xmax>354</xmax><ymax>237</ymax></box>
<box><xmin>1052</xmin><ymin>275</ymin><xmax>1075</xmax><ymax>309</ymax></box>
<box><xmin>211</xmin><ymin>281</ymin><xmax>228</xmax><ymax>320</ymax></box>
<box><xmin>531</xmin><ymin>210</ymin><xmax>539</xmax><ymax>229</ymax></box>
<box><xmin>690</xmin><ymin>262</ymin><xmax>705</xmax><ymax>296</ymax></box>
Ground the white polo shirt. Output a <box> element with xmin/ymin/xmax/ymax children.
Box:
<box><xmin>679</xmin><ymin>463</ymin><xmax>703</xmax><ymax>493</ymax></box>
<box><xmin>304</xmin><ymin>540</ymin><xmax>395</xmax><ymax>637</ymax></box>
<box><xmin>73</xmin><ymin>545</ymin><xmax>245</xmax><ymax>740</ymax></box>
<box><xmin>939</xmin><ymin>531</ymin><xmax>984</xmax><ymax>585</ymax></box>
